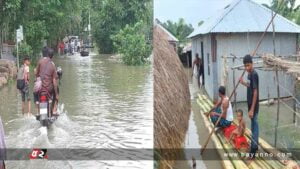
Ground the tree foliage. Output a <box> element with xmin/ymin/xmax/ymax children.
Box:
<box><xmin>111</xmin><ymin>21</ymin><xmax>151</xmax><ymax>65</ymax></box>
<box><xmin>1</xmin><ymin>0</ymin><xmax>153</xmax><ymax>66</ymax></box>
<box><xmin>92</xmin><ymin>0</ymin><xmax>152</xmax><ymax>54</ymax></box>
<box><xmin>0</xmin><ymin>0</ymin><xmax>86</xmax><ymax>59</ymax></box>
<box><xmin>12</xmin><ymin>42</ymin><xmax>33</xmax><ymax>66</ymax></box>
<box><xmin>25</xmin><ymin>20</ymin><xmax>48</xmax><ymax>56</ymax></box>
<box><xmin>162</xmin><ymin>18</ymin><xmax>194</xmax><ymax>44</ymax></box>
<box><xmin>263</xmin><ymin>0</ymin><xmax>300</xmax><ymax>24</ymax></box>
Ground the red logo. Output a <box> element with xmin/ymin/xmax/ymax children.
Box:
<box><xmin>29</xmin><ymin>149</ymin><xmax>48</xmax><ymax>159</ymax></box>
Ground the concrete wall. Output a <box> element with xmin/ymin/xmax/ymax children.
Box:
<box><xmin>192</xmin><ymin>32</ymin><xmax>297</xmax><ymax>102</ymax></box>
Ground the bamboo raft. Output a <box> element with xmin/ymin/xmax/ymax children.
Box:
<box><xmin>197</xmin><ymin>94</ymin><xmax>299</xmax><ymax>169</ymax></box>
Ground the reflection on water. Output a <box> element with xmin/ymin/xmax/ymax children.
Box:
<box><xmin>173</xmin><ymin>69</ymin><xmax>222</xmax><ymax>169</ymax></box>
<box><xmin>0</xmin><ymin>53</ymin><xmax>153</xmax><ymax>169</ymax></box>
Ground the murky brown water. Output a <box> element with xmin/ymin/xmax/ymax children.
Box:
<box><xmin>0</xmin><ymin>52</ymin><xmax>153</xmax><ymax>169</ymax></box>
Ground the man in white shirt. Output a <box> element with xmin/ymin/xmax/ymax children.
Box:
<box><xmin>208</xmin><ymin>86</ymin><xmax>233</xmax><ymax>127</ymax></box>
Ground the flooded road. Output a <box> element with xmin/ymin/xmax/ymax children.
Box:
<box><xmin>0</xmin><ymin>52</ymin><xmax>153</xmax><ymax>169</ymax></box>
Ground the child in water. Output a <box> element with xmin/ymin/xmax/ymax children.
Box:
<box><xmin>229</xmin><ymin>109</ymin><xmax>245</xmax><ymax>142</ymax></box>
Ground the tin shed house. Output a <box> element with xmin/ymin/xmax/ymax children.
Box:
<box><xmin>188</xmin><ymin>0</ymin><xmax>300</xmax><ymax>102</ymax></box>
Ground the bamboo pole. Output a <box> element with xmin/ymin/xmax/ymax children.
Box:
<box><xmin>201</xmin><ymin>10</ymin><xmax>279</xmax><ymax>155</ymax></box>
<box><xmin>233</xmin><ymin>57</ymin><xmax>237</xmax><ymax>112</ymax></box>
<box><xmin>197</xmin><ymin>99</ymin><xmax>235</xmax><ymax>169</ymax></box>
<box><xmin>0</xmin><ymin>29</ymin><xmax>2</xmax><ymax>59</ymax></box>
<box><xmin>271</xmin><ymin>9</ymin><xmax>280</xmax><ymax>148</ymax></box>
<box><xmin>199</xmin><ymin>95</ymin><xmax>270</xmax><ymax>169</ymax></box>
<box><xmin>293</xmin><ymin>78</ymin><xmax>297</xmax><ymax>125</ymax></box>
<box><xmin>274</xmin><ymin>68</ymin><xmax>280</xmax><ymax>148</ymax></box>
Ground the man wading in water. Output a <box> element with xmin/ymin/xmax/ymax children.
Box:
<box><xmin>191</xmin><ymin>53</ymin><xmax>202</xmax><ymax>88</ymax></box>
<box><xmin>239</xmin><ymin>54</ymin><xmax>259</xmax><ymax>162</ymax></box>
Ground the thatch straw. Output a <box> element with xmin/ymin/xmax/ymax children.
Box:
<box><xmin>154</xmin><ymin>24</ymin><xmax>191</xmax><ymax>169</ymax></box>
<box><xmin>262</xmin><ymin>54</ymin><xmax>300</xmax><ymax>79</ymax></box>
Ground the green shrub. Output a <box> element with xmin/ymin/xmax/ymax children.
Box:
<box><xmin>111</xmin><ymin>21</ymin><xmax>152</xmax><ymax>66</ymax></box>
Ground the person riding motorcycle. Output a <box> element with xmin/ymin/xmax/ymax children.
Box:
<box><xmin>36</xmin><ymin>47</ymin><xmax>59</xmax><ymax>116</ymax></box>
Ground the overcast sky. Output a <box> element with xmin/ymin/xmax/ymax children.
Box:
<box><xmin>154</xmin><ymin>0</ymin><xmax>299</xmax><ymax>27</ymax></box>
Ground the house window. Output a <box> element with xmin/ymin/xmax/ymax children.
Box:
<box><xmin>207</xmin><ymin>53</ymin><xmax>210</xmax><ymax>75</ymax></box>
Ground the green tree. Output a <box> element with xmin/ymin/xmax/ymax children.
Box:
<box><xmin>1</xmin><ymin>0</ymin><xmax>153</xmax><ymax>66</ymax></box>
<box><xmin>0</xmin><ymin>0</ymin><xmax>86</xmax><ymax>60</ymax></box>
<box><xmin>262</xmin><ymin>0</ymin><xmax>300</xmax><ymax>24</ymax></box>
<box><xmin>13</xmin><ymin>42</ymin><xmax>33</xmax><ymax>66</ymax></box>
<box><xmin>25</xmin><ymin>20</ymin><xmax>48</xmax><ymax>57</ymax></box>
<box><xmin>0</xmin><ymin>0</ymin><xmax>22</xmax><ymax>58</ymax></box>
<box><xmin>93</xmin><ymin>0</ymin><xmax>152</xmax><ymax>54</ymax></box>
<box><xmin>162</xmin><ymin>18</ymin><xmax>194</xmax><ymax>44</ymax></box>
<box><xmin>111</xmin><ymin>21</ymin><xmax>151</xmax><ymax>65</ymax></box>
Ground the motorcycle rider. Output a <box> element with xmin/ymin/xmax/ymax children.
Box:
<box><xmin>36</xmin><ymin>47</ymin><xmax>59</xmax><ymax>116</ymax></box>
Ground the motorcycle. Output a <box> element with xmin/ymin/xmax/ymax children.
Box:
<box><xmin>35</xmin><ymin>67</ymin><xmax>62</xmax><ymax>127</ymax></box>
<box><xmin>35</xmin><ymin>94</ymin><xmax>57</xmax><ymax>127</ymax></box>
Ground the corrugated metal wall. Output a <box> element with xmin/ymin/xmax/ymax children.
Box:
<box><xmin>192</xmin><ymin>32</ymin><xmax>297</xmax><ymax>102</ymax></box>
<box><xmin>192</xmin><ymin>35</ymin><xmax>215</xmax><ymax>100</ymax></box>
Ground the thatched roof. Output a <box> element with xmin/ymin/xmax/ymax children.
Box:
<box><xmin>154</xmin><ymin>24</ymin><xmax>191</xmax><ymax>169</ymax></box>
<box><xmin>262</xmin><ymin>54</ymin><xmax>300</xmax><ymax>80</ymax></box>
<box><xmin>154</xmin><ymin>19</ymin><xmax>179</xmax><ymax>43</ymax></box>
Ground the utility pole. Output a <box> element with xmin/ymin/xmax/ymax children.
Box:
<box><xmin>88</xmin><ymin>10</ymin><xmax>92</xmax><ymax>46</ymax></box>
<box><xmin>16</xmin><ymin>25</ymin><xmax>23</xmax><ymax>68</ymax></box>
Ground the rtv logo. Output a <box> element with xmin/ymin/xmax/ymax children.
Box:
<box><xmin>29</xmin><ymin>149</ymin><xmax>48</xmax><ymax>159</ymax></box>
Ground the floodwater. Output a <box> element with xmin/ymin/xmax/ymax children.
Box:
<box><xmin>236</xmin><ymin>100</ymin><xmax>300</xmax><ymax>151</ymax></box>
<box><xmin>173</xmin><ymin>69</ymin><xmax>222</xmax><ymax>169</ymax></box>
<box><xmin>174</xmin><ymin>68</ymin><xmax>300</xmax><ymax>169</ymax></box>
<box><xmin>0</xmin><ymin>52</ymin><xmax>153</xmax><ymax>169</ymax></box>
